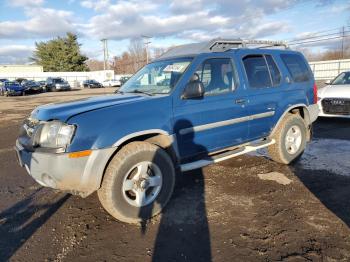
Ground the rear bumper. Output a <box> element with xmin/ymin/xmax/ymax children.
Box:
<box><xmin>15</xmin><ymin>140</ymin><xmax>115</xmax><ymax>197</ymax></box>
<box><xmin>307</xmin><ymin>103</ymin><xmax>319</xmax><ymax>124</ymax></box>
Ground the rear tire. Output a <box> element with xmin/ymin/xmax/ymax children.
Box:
<box><xmin>268</xmin><ymin>113</ymin><xmax>307</xmax><ymax>164</ymax></box>
<box><xmin>98</xmin><ymin>142</ymin><xmax>176</xmax><ymax>223</ymax></box>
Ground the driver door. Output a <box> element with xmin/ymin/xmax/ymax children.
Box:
<box><xmin>173</xmin><ymin>56</ymin><xmax>249</xmax><ymax>159</ymax></box>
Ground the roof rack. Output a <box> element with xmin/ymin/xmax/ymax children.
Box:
<box><xmin>209</xmin><ymin>39</ymin><xmax>289</xmax><ymax>51</ymax></box>
<box><xmin>158</xmin><ymin>38</ymin><xmax>289</xmax><ymax>59</ymax></box>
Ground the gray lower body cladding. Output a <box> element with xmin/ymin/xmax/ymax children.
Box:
<box><xmin>15</xmin><ymin>140</ymin><xmax>115</xmax><ymax>197</ymax></box>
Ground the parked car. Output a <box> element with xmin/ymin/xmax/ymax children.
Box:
<box><xmin>15</xmin><ymin>39</ymin><xmax>319</xmax><ymax>224</ymax></box>
<box><xmin>318</xmin><ymin>71</ymin><xmax>350</xmax><ymax>118</ymax></box>
<box><xmin>1</xmin><ymin>81</ymin><xmax>26</xmax><ymax>96</ymax></box>
<box><xmin>0</xmin><ymin>78</ymin><xmax>8</xmax><ymax>83</ymax></box>
<box><xmin>15</xmin><ymin>78</ymin><xmax>28</xmax><ymax>86</ymax></box>
<box><xmin>23</xmin><ymin>80</ymin><xmax>43</xmax><ymax>93</ymax></box>
<box><xmin>120</xmin><ymin>76</ymin><xmax>130</xmax><ymax>86</ymax></box>
<box><xmin>102</xmin><ymin>79</ymin><xmax>121</xmax><ymax>87</ymax></box>
<box><xmin>38</xmin><ymin>80</ymin><xmax>47</xmax><ymax>90</ymax></box>
<box><xmin>83</xmin><ymin>79</ymin><xmax>103</xmax><ymax>88</ymax></box>
<box><xmin>46</xmin><ymin>77</ymin><xmax>71</xmax><ymax>91</ymax></box>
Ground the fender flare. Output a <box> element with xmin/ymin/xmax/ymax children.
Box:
<box><xmin>270</xmin><ymin>103</ymin><xmax>310</xmax><ymax>136</ymax></box>
<box><xmin>112</xmin><ymin>129</ymin><xmax>171</xmax><ymax>147</ymax></box>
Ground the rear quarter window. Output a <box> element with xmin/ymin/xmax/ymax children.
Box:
<box><xmin>280</xmin><ymin>54</ymin><xmax>310</xmax><ymax>82</ymax></box>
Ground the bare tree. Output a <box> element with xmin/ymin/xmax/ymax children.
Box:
<box><xmin>86</xmin><ymin>59</ymin><xmax>105</xmax><ymax>71</ymax></box>
<box><xmin>111</xmin><ymin>39</ymin><xmax>147</xmax><ymax>74</ymax></box>
<box><xmin>128</xmin><ymin>39</ymin><xmax>147</xmax><ymax>72</ymax></box>
<box><xmin>153</xmin><ymin>47</ymin><xmax>166</xmax><ymax>59</ymax></box>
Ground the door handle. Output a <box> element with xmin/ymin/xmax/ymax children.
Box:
<box><xmin>235</xmin><ymin>99</ymin><xmax>246</xmax><ymax>105</ymax></box>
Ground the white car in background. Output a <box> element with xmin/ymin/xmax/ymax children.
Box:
<box><xmin>318</xmin><ymin>71</ymin><xmax>350</xmax><ymax>118</ymax></box>
<box><xmin>102</xmin><ymin>79</ymin><xmax>121</xmax><ymax>87</ymax></box>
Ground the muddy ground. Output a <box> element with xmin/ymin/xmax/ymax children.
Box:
<box><xmin>0</xmin><ymin>89</ymin><xmax>349</xmax><ymax>262</ymax></box>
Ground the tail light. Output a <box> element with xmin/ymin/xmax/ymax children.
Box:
<box><xmin>313</xmin><ymin>83</ymin><xmax>318</xmax><ymax>104</ymax></box>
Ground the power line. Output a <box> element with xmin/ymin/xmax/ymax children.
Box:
<box><xmin>288</xmin><ymin>30</ymin><xmax>350</xmax><ymax>43</ymax></box>
<box><xmin>286</xmin><ymin>26</ymin><xmax>349</xmax><ymax>42</ymax></box>
<box><xmin>288</xmin><ymin>34</ymin><xmax>350</xmax><ymax>46</ymax></box>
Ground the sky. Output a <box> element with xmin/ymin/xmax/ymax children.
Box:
<box><xmin>0</xmin><ymin>0</ymin><xmax>349</xmax><ymax>64</ymax></box>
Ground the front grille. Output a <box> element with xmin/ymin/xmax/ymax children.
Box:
<box><xmin>322</xmin><ymin>98</ymin><xmax>350</xmax><ymax>115</ymax></box>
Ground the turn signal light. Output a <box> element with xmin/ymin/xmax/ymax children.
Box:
<box><xmin>68</xmin><ymin>150</ymin><xmax>92</xmax><ymax>158</ymax></box>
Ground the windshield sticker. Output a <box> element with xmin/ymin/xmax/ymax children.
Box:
<box><xmin>163</xmin><ymin>63</ymin><xmax>187</xmax><ymax>73</ymax></box>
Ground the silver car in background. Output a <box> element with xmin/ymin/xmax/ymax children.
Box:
<box><xmin>46</xmin><ymin>77</ymin><xmax>71</xmax><ymax>91</ymax></box>
<box><xmin>318</xmin><ymin>71</ymin><xmax>350</xmax><ymax>118</ymax></box>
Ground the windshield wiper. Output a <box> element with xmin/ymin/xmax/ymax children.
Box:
<box><xmin>127</xmin><ymin>89</ymin><xmax>154</xmax><ymax>96</ymax></box>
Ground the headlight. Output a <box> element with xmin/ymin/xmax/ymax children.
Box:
<box><xmin>38</xmin><ymin>121</ymin><xmax>75</xmax><ymax>148</ymax></box>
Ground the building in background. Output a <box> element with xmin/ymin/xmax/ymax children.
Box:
<box><xmin>0</xmin><ymin>64</ymin><xmax>43</xmax><ymax>74</ymax></box>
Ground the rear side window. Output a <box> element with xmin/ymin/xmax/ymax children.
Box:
<box><xmin>265</xmin><ymin>55</ymin><xmax>281</xmax><ymax>86</ymax></box>
<box><xmin>281</xmin><ymin>54</ymin><xmax>310</xmax><ymax>82</ymax></box>
<box><xmin>243</xmin><ymin>55</ymin><xmax>271</xmax><ymax>88</ymax></box>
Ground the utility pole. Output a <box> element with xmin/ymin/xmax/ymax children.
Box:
<box><xmin>341</xmin><ymin>26</ymin><xmax>345</xmax><ymax>59</ymax></box>
<box><xmin>141</xmin><ymin>35</ymin><xmax>152</xmax><ymax>64</ymax></box>
<box><xmin>101</xmin><ymin>39</ymin><xmax>109</xmax><ymax>70</ymax></box>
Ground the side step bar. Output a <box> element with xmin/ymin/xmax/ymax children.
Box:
<box><xmin>180</xmin><ymin>139</ymin><xmax>275</xmax><ymax>172</ymax></box>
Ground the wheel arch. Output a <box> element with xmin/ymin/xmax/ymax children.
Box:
<box><xmin>99</xmin><ymin>130</ymin><xmax>179</xmax><ymax>189</ymax></box>
<box><xmin>271</xmin><ymin>104</ymin><xmax>311</xmax><ymax>137</ymax></box>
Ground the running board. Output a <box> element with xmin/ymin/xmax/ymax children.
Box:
<box><xmin>180</xmin><ymin>139</ymin><xmax>275</xmax><ymax>172</ymax></box>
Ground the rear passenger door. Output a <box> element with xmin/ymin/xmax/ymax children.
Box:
<box><xmin>240</xmin><ymin>52</ymin><xmax>283</xmax><ymax>140</ymax></box>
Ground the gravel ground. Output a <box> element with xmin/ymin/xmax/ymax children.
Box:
<box><xmin>0</xmin><ymin>89</ymin><xmax>349</xmax><ymax>262</ymax></box>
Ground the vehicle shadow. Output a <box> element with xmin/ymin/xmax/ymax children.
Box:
<box><xmin>292</xmin><ymin>167</ymin><xmax>350</xmax><ymax>227</ymax></box>
<box><xmin>292</xmin><ymin>117</ymin><xmax>350</xmax><ymax>227</ymax></box>
<box><xmin>0</xmin><ymin>188</ymin><xmax>70</xmax><ymax>261</ymax></box>
<box><xmin>138</xmin><ymin>119</ymin><xmax>212</xmax><ymax>262</ymax></box>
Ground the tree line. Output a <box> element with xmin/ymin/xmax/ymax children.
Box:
<box><xmin>31</xmin><ymin>32</ymin><xmax>350</xmax><ymax>73</ymax></box>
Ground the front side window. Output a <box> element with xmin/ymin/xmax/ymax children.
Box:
<box><xmin>195</xmin><ymin>58</ymin><xmax>236</xmax><ymax>96</ymax></box>
<box><xmin>120</xmin><ymin>58</ymin><xmax>192</xmax><ymax>95</ymax></box>
<box><xmin>281</xmin><ymin>54</ymin><xmax>310</xmax><ymax>82</ymax></box>
<box><xmin>332</xmin><ymin>72</ymin><xmax>350</xmax><ymax>85</ymax></box>
<box><xmin>243</xmin><ymin>55</ymin><xmax>272</xmax><ymax>88</ymax></box>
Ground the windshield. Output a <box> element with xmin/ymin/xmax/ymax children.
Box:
<box><xmin>5</xmin><ymin>81</ymin><xmax>19</xmax><ymax>86</ymax></box>
<box><xmin>332</xmin><ymin>72</ymin><xmax>350</xmax><ymax>85</ymax></box>
<box><xmin>53</xmin><ymin>78</ymin><xmax>65</xmax><ymax>83</ymax></box>
<box><xmin>120</xmin><ymin>58</ymin><xmax>192</xmax><ymax>95</ymax></box>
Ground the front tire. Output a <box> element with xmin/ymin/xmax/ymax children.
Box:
<box><xmin>98</xmin><ymin>142</ymin><xmax>176</xmax><ymax>223</ymax></box>
<box><xmin>268</xmin><ymin>113</ymin><xmax>307</xmax><ymax>164</ymax></box>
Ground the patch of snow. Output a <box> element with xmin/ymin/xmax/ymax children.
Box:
<box><xmin>298</xmin><ymin>138</ymin><xmax>350</xmax><ymax>176</ymax></box>
<box><xmin>258</xmin><ymin>172</ymin><xmax>292</xmax><ymax>185</ymax></box>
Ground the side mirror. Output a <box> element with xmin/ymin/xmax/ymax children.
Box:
<box><xmin>325</xmin><ymin>80</ymin><xmax>331</xmax><ymax>85</ymax></box>
<box><xmin>182</xmin><ymin>74</ymin><xmax>205</xmax><ymax>99</ymax></box>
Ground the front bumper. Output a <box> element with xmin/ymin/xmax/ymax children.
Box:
<box><xmin>5</xmin><ymin>90</ymin><xmax>23</xmax><ymax>96</ymax></box>
<box><xmin>317</xmin><ymin>99</ymin><xmax>350</xmax><ymax>118</ymax></box>
<box><xmin>15</xmin><ymin>140</ymin><xmax>115</xmax><ymax>197</ymax></box>
<box><xmin>56</xmin><ymin>85</ymin><xmax>71</xmax><ymax>90</ymax></box>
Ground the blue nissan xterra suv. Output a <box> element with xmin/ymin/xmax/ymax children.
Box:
<box><xmin>15</xmin><ymin>39</ymin><xmax>319</xmax><ymax>223</ymax></box>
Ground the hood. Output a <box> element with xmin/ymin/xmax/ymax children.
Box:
<box><xmin>319</xmin><ymin>84</ymin><xmax>350</xmax><ymax>99</ymax></box>
<box><xmin>31</xmin><ymin>94</ymin><xmax>150</xmax><ymax>122</ymax></box>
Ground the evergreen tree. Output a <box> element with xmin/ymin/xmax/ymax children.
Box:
<box><xmin>32</xmin><ymin>33</ymin><xmax>89</xmax><ymax>72</ymax></box>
